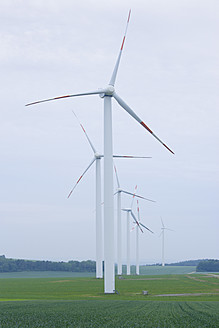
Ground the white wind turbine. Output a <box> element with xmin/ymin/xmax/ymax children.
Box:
<box><xmin>122</xmin><ymin>205</ymin><xmax>151</xmax><ymax>275</ymax></box>
<box><xmin>160</xmin><ymin>217</ymin><xmax>173</xmax><ymax>267</ymax></box>
<box><xmin>114</xmin><ymin>167</ymin><xmax>154</xmax><ymax>275</ymax></box>
<box><xmin>69</xmin><ymin>111</ymin><xmax>151</xmax><ymax>279</ymax></box>
<box><xmin>122</xmin><ymin>188</ymin><xmax>154</xmax><ymax>275</ymax></box>
<box><xmin>132</xmin><ymin>199</ymin><xmax>154</xmax><ymax>275</ymax></box>
<box><xmin>26</xmin><ymin>10</ymin><xmax>174</xmax><ymax>293</ymax></box>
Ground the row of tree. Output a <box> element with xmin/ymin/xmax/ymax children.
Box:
<box><xmin>0</xmin><ymin>255</ymin><xmax>95</xmax><ymax>272</ymax></box>
<box><xmin>1</xmin><ymin>255</ymin><xmax>218</xmax><ymax>273</ymax></box>
<box><xmin>196</xmin><ymin>259</ymin><xmax>219</xmax><ymax>272</ymax></box>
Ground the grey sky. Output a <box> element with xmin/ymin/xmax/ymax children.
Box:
<box><xmin>0</xmin><ymin>0</ymin><xmax>218</xmax><ymax>264</ymax></box>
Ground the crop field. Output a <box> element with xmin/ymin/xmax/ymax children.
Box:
<box><xmin>0</xmin><ymin>273</ymin><xmax>218</xmax><ymax>327</ymax></box>
<box><xmin>0</xmin><ymin>300</ymin><xmax>218</xmax><ymax>327</ymax></box>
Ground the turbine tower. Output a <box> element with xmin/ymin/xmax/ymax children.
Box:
<box><xmin>160</xmin><ymin>217</ymin><xmax>173</xmax><ymax>267</ymax></box>
<box><xmin>134</xmin><ymin>199</ymin><xmax>154</xmax><ymax>275</ymax></box>
<box><xmin>122</xmin><ymin>208</ymin><xmax>132</xmax><ymax>275</ymax></box>
<box><xmin>26</xmin><ymin>10</ymin><xmax>174</xmax><ymax>293</ymax></box>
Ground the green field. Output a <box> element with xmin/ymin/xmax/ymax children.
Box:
<box><xmin>135</xmin><ymin>265</ymin><xmax>196</xmax><ymax>275</ymax></box>
<box><xmin>0</xmin><ymin>271</ymin><xmax>95</xmax><ymax>279</ymax></box>
<box><xmin>0</xmin><ymin>273</ymin><xmax>218</xmax><ymax>301</ymax></box>
<box><xmin>0</xmin><ymin>300</ymin><xmax>218</xmax><ymax>327</ymax></box>
<box><xmin>0</xmin><ymin>272</ymin><xmax>218</xmax><ymax>327</ymax></box>
<box><xmin>0</xmin><ymin>265</ymin><xmax>196</xmax><ymax>279</ymax></box>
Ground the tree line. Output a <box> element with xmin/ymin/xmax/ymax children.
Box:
<box><xmin>1</xmin><ymin>255</ymin><xmax>218</xmax><ymax>273</ymax></box>
<box><xmin>0</xmin><ymin>255</ymin><xmax>95</xmax><ymax>272</ymax></box>
<box><xmin>196</xmin><ymin>259</ymin><xmax>219</xmax><ymax>272</ymax></box>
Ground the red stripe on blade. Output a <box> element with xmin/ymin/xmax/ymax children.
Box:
<box><xmin>163</xmin><ymin>143</ymin><xmax>175</xmax><ymax>154</ymax></box>
<box><xmin>77</xmin><ymin>176</ymin><xmax>83</xmax><ymax>183</ymax></box>
<box><xmin>80</xmin><ymin>124</ymin><xmax>86</xmax><ymax>133</ymax></box>
<box><xmin>140</xmin><ymin>121</ymin><xmax>153</xmax><ymax>134</ymax></box>
<box><xmin>121</xmin><ymin>36</ymin><xmax>125</xmax><ymax>50</ymax></box>
<box><xmin>54</xmin><ymin>95</ymin><xmax>71</xmax><ymax>100</ymax></box>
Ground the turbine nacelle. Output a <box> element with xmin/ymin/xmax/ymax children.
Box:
<box><xmin>122</xmin><ymin>208</ymin><xmax>132</xmax><ymax>212</ymax></box>
<box><xmin>99</xmin><ymin>85</ymin><xmax>115</xmax><ymax>98</ymax></box>
<box><xmin>95</xmin><ymin>152</ymin><xmax>102</xmax><ymax>159</ymax></box>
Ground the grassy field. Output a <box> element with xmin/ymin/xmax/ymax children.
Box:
<box><xmin>0</xmin><ymin>265</ymin><xmax>196</xmax><ymax>279</ymax></box>
<box><xmin>0</xmin><ymin>271</ymin><xmax>95</xmax><ymax>279</ymax></box>
<box><xmin>134</xmin><ymin>265</ymin><xmax>196</xmax><ymax>275</ymax></box>
<box><xmin>0</xmin><ymin>273</ymin><xmax>218</xmax><ymax>301</ymax></box>
<box><xmin>0</xmin><ymin>272</ymin><xmax>218</xmax><ymax>327</ymax></box>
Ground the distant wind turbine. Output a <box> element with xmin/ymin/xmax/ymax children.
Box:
<box><xmin>160</xmin><ymin>217</ymin><xmax>173</xmax><ymax>267</ymax></box>
<box><xmin>26</xmin><ymin>10</ymin><xmax>174</xmax><ymax>293</ymax></box>
<box><xmin>114</xmin><ymin>167</ymin><xmax>154</xmax><ymax>275</ymax></box>
<box><xmin>133</xmin><ymin>199</ymin><xmax>154</xmax><ymax>275</ymax></box>
<box><xmin>122</xmin><ymin>189</ymin><xmax>153</xmax><ymax>275</ymax></box>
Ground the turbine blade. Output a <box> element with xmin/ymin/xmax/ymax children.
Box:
<box><xmin>130</xmin><ymin>211</ymin><xmax>143</xmax><ymax>233</ymax></box>
<box><xmin>109</xmin><ymin>9</ymin><xmax>131</xmax><ymax>86</ymax></box>
<box><xmin>165</xmin><ymin>228</ymin><xmax>174</xmax><ymax>232</ymax></box>
<box><xmin>130</xmin><ymin>211</ymin><xmax>138</xmax><ymax>224</ymax></box>
<box><xmin>137</xmin><ymin>199</ymin><xmax>140</xmax><ymax>221</ymax></box>
<box><xmin>26</xmin><ymin>89</ymin><xmax>108</xmax><ymax>107</ymax></box>
<box><xmin>113</xmin><ymin>92</ymin><xmax>174</xmax><ymax>154</ymax></box>
<box><xmin>72</xmin><ymin>111</ymin><xmax>97</xmax><ymax>154</ymax></box>
<box><xmin>131</xmin><ymin>185</ymin><xmax>137</xmax><ymax>209</ymax></box>
<box><xmin>160</xmin><ymin>216</ymin><xmax>165</xmax><ymax>228</ymax></box>
<box><xmin>114</xmin><ymin>164</ymin><xmax>120</xmax><ymax>189</ymax></box>
<box><xmin>113</xmin><ymin>155</ymin><xmax>151</xmax><ymax>159</ymax></box>
<box><xmin>139</xmin><ymin>222</ymin><xmax>154</xmax><ymax>234</ymax></box>
<box><xmin>121</xmin><ymin>190</ymin><xmax>155</xmax><ymax>203</ymax></box>
<box><xmin>67</xmin><ymin>157</ymin><xmax>96</xmax><ymax>198</ymax></box>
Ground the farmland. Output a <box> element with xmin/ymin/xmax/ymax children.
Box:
<box><xmin>0</xmin><ymin>265</ymin><xmax>195</xmax><ymax>279</ymax></box>
<box><xmin>0</xmin><ymin>272</ymin><xmax>218</xmax><ymax>327</ymax></box>
<box><xmin>0</xmin><ymin>300</ymin><xmax>218</xmax><ymax>327</ymax></box>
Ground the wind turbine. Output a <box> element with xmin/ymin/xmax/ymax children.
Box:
<box><xmin>160</xmin><ymin>217</ymin><xmax>173</xmax><ymax>267</ymax></box>
<box><xmin>123</xmin><ymin>197</ymin><xmax>153</xmax><ymax>275</ymax></box>
<box><xmin>114</xmin><ymin>166</ymin><xmax>154</xmax><ymax>275</ymax></box>
<box><xmin>26</xmin><ymin>10</ymin><xmax>174</xmax><ymax>293</ymax></box>
<box><xmin>69</xmin><ymin>111</ymin><xmax>151</xmax><ymax>279</ymax></box>
<box><xmin>133</xmin><ymin>199</ymin><xmax>154</xmax><ymax>275</ymax></box>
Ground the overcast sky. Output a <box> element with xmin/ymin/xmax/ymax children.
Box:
<box><xmin>0</xmin><ymin>0</ymin><xmax>218</xmax><ymax>264</ymax></box>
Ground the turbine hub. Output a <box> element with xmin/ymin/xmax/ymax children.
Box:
<box><xmin>105</xmin><ymin>85</ymin><xmax>115</xmax><ymax>95</ymax></box>
<box><xmin>95</xmin><ymin>153</ymin><xmax>101</xmax><ymax>159</ymax></box>
<box><xmin>99</xmin><ymin>85</ymin><xmax>115</xmax><ymax>98</ymax></box>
